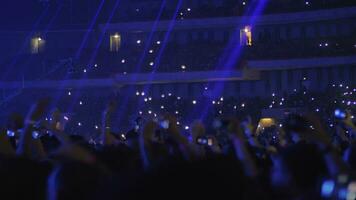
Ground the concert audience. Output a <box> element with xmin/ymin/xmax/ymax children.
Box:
<box><xmin>0</xmin><ymin>85</ymin><xmax>355</xmax><ymax>200</ymax></box>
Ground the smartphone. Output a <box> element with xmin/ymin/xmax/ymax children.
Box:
<box><xmin>334</xmin><ymin>109</ymin><xmax>346</xmax><ymax>120</ymax></box>
<box><xmin>32</xmin><ymin>131</ymin><xmax>40</xmax><ymax>139</ymax></box>
<box><xmin>120</xmin><ymin>134</ymin><xmax>126</xmax><ymax>141</ymax></box>
<box><xmin>7</xmin><ymin>130</ymin><xmax>15</xmax><ymax>137</ymax></box>
<box><xmin>134</xmin><ymin>125</ymin><xmax>140</xmax><ymax>131</ymax></box>
<box><xmin>321</xmin><ymin>180</ymin><xmax>335</xmax><ymax>198</ymax></box>
<box><xmin>196</xmin><ymin>137</ymin><xmax>213</xmax><ymax>146</ymax></box>
<box><xmin>160</xmin><ymin>120</ymin><xmax>169</xmax><ymax>129</ymax></box>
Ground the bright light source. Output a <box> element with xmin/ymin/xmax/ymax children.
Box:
<box><xmin>137</xmin><ymin>40</ymin><xmax>141</xmax><ymax>44</ymax></box>
<box><xmin>38</xmin><ymin>37</ymin><xmax>42</xmax><ymax>41</ymax></box>
<box><xmin>141</xmin><ymin>92</ymin><xmax>145</xmax><ymax>96</ymax></box>
<box><xmin>136</xmin><ymin>91</ymin><xmax>140</xmax><ymax>96</ymax></box>
<box><xmin>156</xmin><ymin>41</ymin><xmax>161</xmax><ymax>45</ymax></box>
<box><xmin>149</xmin><ymin>49</ymin><xmax>154</xmax><ymax>54</ymax></box>
<box><xmin>177</xmin><ymin>96</ymin><xmax>181</xmax><ymax>100</ymax></box>
<box><xmin>187</xmin><ymin>8</ymin><xmax>191</xmax><ymax>11</ymax></box>
<box><xmin>160</xmin><ymin>105</ymin><xmax>165</xmax><ymax>109</ymax></box>
<box><xmin>68</xmin><ymin>91</ymin><xmax>71</xmax><ymax>96</ymax></box>
<box><xmin>95</xmin><ymin>125</ymin><xmax>99</xmax><ymax>129</ymax></box>
<box><xmin>78</xmin><ymin>122</ymin><xmax>82</xmax><ymax>126</ymax></box>
<box><xmin>192</xmin><ymin>100</ymin><xmax>197</xmax><ymax>105</ymax></box>
<box><xmin>148</xmin><ymin>110</ymin><xmax>152</xmax><ymax>114</ymax></box>
<box><xmin>168</xmin><ymin>93</ymin><xmax>172</xmax><ymax>96</ymax></box>
<box><xmin>114</xmin><ymin>34</ymin><xmax>119</xmax><ymax>39</ymax></box>
<box><xmin>161</xmin><ymin>94</ymin><xmax>165</xmax><ymax>98</ymax></box>
<box><xmin>144</xmin><ymin>98</ymin><xmax>148</xmax><ymax>102</ymax></box>
<box><xmin>79</xmin><ymin>101</ymin><xmax>83</xmax><ymax>105</ymax></box>
<box><xmin>185</xmin><ymin>126</ymin><xmax>189</xmax><ymax>130</ymax></box>
<box><xmin>121</xmin><ymin>59</ymin><xmax>126</xmax><ymax>63</ymax></box>
<box><xmin>181</xmin><ymin>65</ymin><xmax>186</xmax><ymax>70</ymax></box>
<box><xmin>94</xmin><ymin>64</ymin><xmax>98</xmax><ymax>67</ymax></box>
<box><xmin>241</xmin><ymin>103</ymin><xmax>245</xmax><ymax>108</ymax></box>
<box><xmin>83</xmin><ymin>69</ymin><xmax>87</xmax><ymax>73</ymax></box>
<box><xmin>149</xmin><ymin>62</ymin><xmax>154</xmax><ymax>66</ymax></box>
<box><xmin>242</xmin><ymin>1</ymin><xmax>246</xmax><ymax>5</ymax></box>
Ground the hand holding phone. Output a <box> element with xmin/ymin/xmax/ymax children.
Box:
<box><xmin>196</xmin><ymin>136</ymin><xmax>213</xmax><ymax>146</ymax></box>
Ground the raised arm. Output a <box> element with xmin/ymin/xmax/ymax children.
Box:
<box><xmin>305</xmin><ymin>115</ymin><xmax>348</xmax><ymax>176</ymax></box>
<box><xmin>0</xmin><ymin>127</ymin><xmax>15</xmax><ymax>156</ymax></box>
<box><xmin>101</xmin><ymin>101</ymin><xmax>118</xmax><ymax>146</ymax></box>
<box><xmin>229</xmin><ymin>119</ymin><xmax>259</xmax><ymax>178</ymax></box>
<box><xmin>16</xmin><ymin>99</ymin><xmax>49</xmax><ymax>159</ymax></box>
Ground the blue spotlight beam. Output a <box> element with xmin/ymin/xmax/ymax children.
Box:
<box><xmin>114</xmin><ymin>0</ymin><xmax>168</xmax><ymax>129</ymax></box>
<box><xmin>196</xmin><ymin>0</ymin><xmax>270</xmax><ymax>122</ymax></box>
<box><xmin>48</xmin><ymin>0</ymin><xmax>107</xmax><ymax>111</ymax></box>
<box><xmin>64</xmin><ymin>0</ymin><xmax>122</xmax><ymax>117</ymax></box>
<box><xmin>74</xmin><ymin>0</ymin><xmax>106</xmax><ymax>60</ymax></box>
<box><xmin>133</xmin><ymin>0</ymin><xmax>183</xmax><ymax>117</ymax></box>
<box><xmin>1</xmin><ymin>5</ymin><xmax>50</xmax><ymax>81</ymax></box>
<box><xmin>0</xmin><ymin>5</ymin><xmax>63</xmax><ymax>106</ymax></box>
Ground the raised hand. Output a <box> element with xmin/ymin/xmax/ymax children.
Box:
<box><xmin>26</xmin><ymin>98</ymin><xmax>50</xmax><ymax>124</ymax></box>
<box><xmin>17</xmin><ymin>98</ymin><xmax>50</xmax><ymax>159</ymax></box>
<box><xmin>0</xmin><ymin>127</ymin><xmax>15</xmax><ymax>156</ymax></box>
<box><xmin>142</xmin><ymin>121</ymin><xmax>157</xmax><ymax>142</ymax></box>
<box><xmin>101</xmin><ymin>100</ymin><xmax>118</xmax><ymax>146</ymax></box>
<box><xmin>303</xmin><ymin>114</ymin><xmax>348</xmax><ymax>176</ymax></box>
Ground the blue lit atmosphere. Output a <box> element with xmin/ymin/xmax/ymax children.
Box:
<box><xmin>0</xmin><ymin>0</ymin><xmax>355</xmax><ymax>199</ymax></box>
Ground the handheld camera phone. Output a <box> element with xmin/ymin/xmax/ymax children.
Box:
<box><xmin>160</xmin><ymin>120</ymin><xmax>169</xmax><ymax>130</ymax></box>
<box><xmin>321</xmin><ymin>175</ymin><xmax>356</xmax><ymax>200</ymax></box>
<box><xmin>32</xmin><ymin>131</ymin><xmax>40</xmax><ymax>139</ymax></box>
<box><xmin>196</xmin><ymin>137</ymin><xmax>213</xmax><ymax>146</ymax></box>
<box><xmin>334</xmin><ymin>109</ymin><xmax>347</xmax><ymax>120</ymax></box>
<box><xmin>7</xmin><ymin>130</ymin><xmax>15</xmax><ymax>137</ymax></box>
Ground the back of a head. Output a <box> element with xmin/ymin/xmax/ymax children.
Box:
<box><xmin>281</xmin><ymin>143</ymin><xmax>327</xmax><ymax>191</ymax></box>
<box><xmin>0</xmin><ymin>157</ymin><xmax>50</xmax><ymax>200</ymax></box>
<box><xmin>47</xmin><ymin>161</ymin><xmax>107</xmax><ymax>200</ymax></box>
<box><xmin>120</xmin><ymin>156</ymin><xmax>248</xmax><ymax>199</ymax></box>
